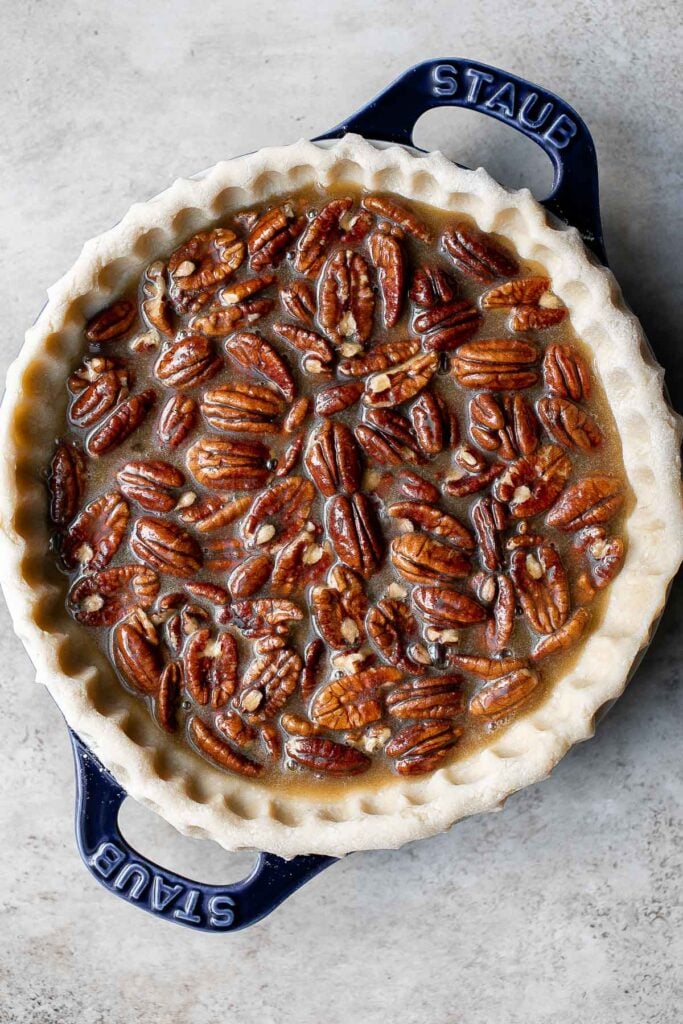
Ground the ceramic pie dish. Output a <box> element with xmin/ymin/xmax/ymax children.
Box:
<box><xmin>2</xmin><ymin>59</ymin><xmax>681</xmax><ymax>931</ymax></box>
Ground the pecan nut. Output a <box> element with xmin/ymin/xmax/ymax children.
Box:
<box><xmin>531</xmin><ymin>608</ymin><xmax>590</xmax><ymax>661</ymax></box>
<box><xmin>387</xmin><ymin>501</ymin><xmax>474</xmax><ymax>551</ymax></box>
<box><xmin>186</xmin><ymin>436</ymin><xmax>271</xmax><ymax>491</ymax></box>
<box><xmin>409</xmin><ymin>391</ymin><xmax>449</xmax><ymax>455</ymax></box>
<box><xmin>190</xmin><ymin>718</ymin><xmax>262</xmax><ymax>777</ymax></box>
<box><xmin>510</xmin><ymin>545</ymin><xmax>570</xmax><ymax>634</ymax></box>
<box><xmin>87</xmin><ymin>389</ymin><xmax>156</xmax><ymax>456</ymax></box>
<box><xmin>451</xmin><ymin>339</ymin><xmax>539</xmax><ymax>390</ymax></box>
<box><xmin>326</xmin><ymin>493</ymin><xmax>384</xmax><ymax>578</ymax></box>
<box><xmin>69</xmin><ymin>363</ymin><xmax>131</xmax><ymax>427</ymax></box>
<box><xmin>85</xmin><ymin>299</ymin><xmax>136</xmax><ymax>343</ymax></box>
<box><xmin>369</xmin><ymin>227</ymin><xmax>405</xmax><ymax>328</ymax></box>
<box><xmin>469</xmin><ymin>667</ymin><xmax>540</xmax><ymax>718</ymax></box>
<box><xmin>366</xmin><ymin>599</ymin><xmax>425</xmax><ymax>672</ymax></box>
<box><xmin>305</xmin><ymin>421</ymin><xmax>362</xmax><ymax>497</ymax></box>
<box><xmin>386</xmin><ymin>720</ymin><xmax>462</xmax><ymax>775</ymax></box>
<box><xmin>310</xmin><ymin>564</ymin><xmax>368</xmax><ymax>650</ymax></box>
<box><xmin>409</xmin><ymin>265</ymin><xmax>455</xmax><ymax>308</ymax></box>
<box><xmin>361</xmin><ymin>194</ymin><xmax>431</xmax><ymax>240</ymax></box>
<box><xmin>286</xmin><ymin>736</ymin><xmax>371</xmax><ymax>776</ymax></box>
<box><xmin>314</xmin><ymin>380</ymin><xmax>364</xmax><ymax>417</ymax></box>
<box><xmin>248</xmin><ymin>204</ymin><xmax>306</xmax><ymax>269</ymax></box>
<box><xmin>154</xmin><ymin>335</ymin><xmax>222</xmax><ymax>390</ymax></box>
<box><xmin>116</xmin><ymin>460</ymin><xmax>184</xmax><ymax>512</ymax></box>
<box><xmin>546</xmin><ymin>476</ymin><xmax>624</xmax><ymax>532</ymax></box>
<box><xmin>49</xmin><ymin>442</ymin><xmax>86</xmax><ymax>525</ymax></box>
<box><xmin>494</xmin><ymin>445</ymin><xmax>572</xmax><ymax>518</ymax></box>
<box><xmin>67</xmin><ymin>565</ymin><xmax>159</xmax><ymax>626</ymax></box>
<box><xmin>201</xmin><ymin>382</ymin><xmax>285</xmax><ymax>433</ymax></box>
<box><xmin>157</xmin><ymin>395</ymin><xmax>198</xmax><ymax>448</ymax></box>
<box><xmin>243</xmin><ymin>476</ymin><xmax>315</xmax><ymax>552</ymax></box>
<box><xmin>130</xmin><ymin>516</ymin><xmax>202</xmax><ymax>578</ymax></box>
<box><xmin>61</xmin><ymin>492</ymin><xmax>129</xmax><ymax>570</ymax></box>
<box><xmin>113</xmin><ymin>617</ymin><xmax>162</xmax><ymax>694</ymax></box>
<box><xmin>537</xmin><ymin>397</ymin><xmax>602</xmax><ymax>451</ymax></box>
<box><xmin>442</xmin><ymin>223</ymin><xmax>518</xmax><ymax>283</ymax></box>
<box><xmin>390</xmin><ymin>533</ymin><xmax>470</xmax><ymax>584</ymax></box>
<box><xmin>228</xmin><ymin>552</ymin><xmax>273</xmax><ymax>598</ymax></box>
<box><xmin>237</xmin><ymin>647</ymin><xmax>302</xmax><ymax>719</ymax></box>
<box><xmin>230</xmin><ymin>598</ymin><xmax>302</xmax><ymax>638</ymax></box>
<box><xmin>412</xmin><ymin>298</ymin><xmax>481</xmax><ymax>351</ymax></box>
<box><xmin>280</xmin><ymin>280</ymin><xmax>316</xmax><ymax>324</ymax></box>
<box><xmin>169</xmin><ymin>228</ymin><xmax>245</xmax><ymax>292</ymax></box>
<box><xmin>294</xmin><ymin>196</ymin><xmax>353</xmax><ymax>276</ymax></box>
<box><xmin>386</xmin><ymin>675</ymin><xmax>465</xmax><ymax>719</ymax></box>
<box><xmin>469</xmin><ymin>392</ymin><xmax>538</xmax><ymax>460</ymax></box>
<box><xmin>311</xmin><ymin>666</ymin><xmax>401</xmax><ymax>731</ymax></box>
<box><xmin>338</xmin><ymin>337</ymin><xmax>420</xmax><ymax>378</ymax></box>
<box><xmin>319</xmin><ymin>249</ymin><xmax>375</xmax><ymax>346</ymax></box>
<box><xmin>543</xmin><ymin>344</ymin><xmax>591</xmax><ymax>401</ymax></box>
<box><xmin>411</xmin><ymin>585</ymin><xmax>487</xmax><ymax>627</ymax></box>
<box><xmin>363</xmin><ymin>352</ymin><xmax>439</xmax><ymax>408</ymax></box>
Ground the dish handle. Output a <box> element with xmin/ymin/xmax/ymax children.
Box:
<box><xmin>69</xmin><ymin>731</ymin><xmax>335</xmax><ymax>931</ymax></box>
<box><xmin>316</xmin><ymin>58</ymin><xmax>606</xmax><ymax>263</ymax></box>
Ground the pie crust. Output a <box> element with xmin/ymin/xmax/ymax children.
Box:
<box><xmin>0</xmin><ymin>135</ymin><xmax>681</xmax><ymax>858</ymax></box>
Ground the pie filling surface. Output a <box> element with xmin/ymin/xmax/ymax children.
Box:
<box><xmin>46</xmin><ymin>186</ymin><xmax>628</xmax><ymax>788</ymax></box>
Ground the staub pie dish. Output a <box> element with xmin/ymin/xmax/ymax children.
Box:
<box><xmin>1</xmin><ymin>136</ymin><xmax>681</xmax><ymax>858</ymax></box>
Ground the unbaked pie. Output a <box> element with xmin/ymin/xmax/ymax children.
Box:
<box><xmin>1</xmin><ymin>136</ymin><xmax>680</xmax><ymax>856</ymax></box>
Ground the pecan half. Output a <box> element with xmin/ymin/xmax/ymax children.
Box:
<box><xmin>387</xmin><ymin>501</ymin><xmax>474</xmax><ymax>551</ymax></box>
<box><xmin>141</xmin><ymin>261</ymin><xmax>174</xmax><ymax>336</ymax></box>
<box><xmin>482</xmin><ymin>276</ymin><xmax>550</xmax><ymax>308</ymax></box>
<box><xmin>156</xmin><ymin>661</ymin><xmax>181</xmax><ymax>732</ymax></box>
<box><xmin>396</xmin><ymin>469</ymin><xmax>441</xmax><ymax>504</ymax></box>
<box><xmin>386</xmin><ymin>720</ymin><xmax>461</xmax><ymax>775</ymax></box>
<box><xmin>228</xmin><ymin>552</ymin><xmax>273</xmax><ymax>598</ymax></box>
<box><xmin>310</xmin><ymin>564</ymin><xmax>368</xmax><ymax>649</ymax></box>
<box><xmin>366</xmin><ymin>599</ymin><xmax>426</xmax><ymax>672</ymax></box>
<box><xmin>494</xmin><ymin>445</ymin><xmax>572</xmax><ymax>518</ymax></box>
<box><xmin>67</xmin><ymin>565</ymin><xmax>159</xmax><ymax>626</ymax></box>
<box><xmin>157</xmin><ymin>394</ymin><xmax>198</xmax><ymax>448</ymax></box>
<box><xmin>169</xmin><ymin>228</ymin><xmax>245</xmax><ymax>292</ymax></box>
<box><xmin>237</xmin><ymin>647</ymin><xmax>302</xmax><ymax>719</ymax></box>
<box><xmin>201</xmin><ymin>382</ymin><xmax>285</xmax><ymax>434</ymax></box>
<box><xmin>510</xmin><ymin>545</ymin><xmax>570</xmax><ymax>634</ymax></box>
<box><xmin>154</xmin><ymin>335</ymin><xmax>222</xmax><ymax>390</ymax></box>
<box><xmin>390</xmin><ymin>533</ymin><xmax>470</xmax><ymax>583</ymax></box>
<box><xmin>243</xmin><ymin>476</ymin><xmax>315</xmax><ymax>552</ymax></box>
<box><xmin>305</xmin><ymin>421</ymin><xmax>361</xmax><ymax>497</ymax></box>
<box><xmin>511</xmin><ymin>305</ymin><xmax>566</xmax><ymax>331</ymax></box>
<box><xmin>271</xmin><ymin>321</ymin><xmax>334</xmax><ymax>364</ymax></box>
<box><xmin>537</xmin><ymin>398</ymin><xmax>602</xmax><ymax>451</ymax></box>
<box><xmin>486</xmin><ymin>574</ymin><xmax>516</xmax><ymax>653</ymax></box>
<box><xmin>319</xmin><ymin>249</ymin><xmax>375</xmax><ymax>345</ymax></box>
<box><xmin>409</xmin><ymin>265</ymin><xmax>456</xmax><ymax>308</ymax></box>
<box><xmin>412</xmin><ymin>298</ymin><xmax>481</xmax><ymax>352</ymax></box>
<box><xmin>190</xmin><ymin>718</ymin><xmax>262</xmax><ymax>777</ymax></box>
<box><xmin>451</xmin><ymin>339</ymin><xmax>538</xmax><ymax>390</ymax></box>
<box><xmin>314</xmin><ymin>380</ymin><xmax>364</xmax><ymax>417</ymax></box>
<box><xmin>442</xmin><ymin>223</ymin><xmax>518</xmax><ymax>283</ymax></box>
<box><xmin>280</xmin><ymin>280</ymin><xmax>316</xmax><ymax>324</ymax></box>
<box><xmin>61</xmin><ymin>492</ymin><xmax>129</xmax><ymax>570</ymax></box>
<box><xmin>221</xmin><ymin>273</ymin><xmax>275</xmax><ymax>305</ymax></box>
<box><xmin>543</xmin><ymin>344</ymin><xmax>591</xmax><ymax>401</ymax></box>
<box><xmin>356</xmin><ymin>408</ymin><xmax>422</xmax><ymax>466</ymax></box>
<box><xmin>531</xmin><ymin>607</ymin><xmax>590</xmax><ymax>661</ymax></box>
<box><xmin>85</xmin><ymin>299</ymin><xmax>136</xmax><ymax>343</ymax></box>
<box><xmin>69</xmin><ymin>364</ymin><xmax>131</xmax><ymax>427</ymax></box>
<box><xmin>216</xmin><ymin>710</ymin><xmax>257</xmax><ymax>747</ymax></box>
<box><xmin>112</xmin><ymin>617</ymin><xmax>162</xmax><ymax>694</ymax></box>
<box><xmin>247</xmin><ymin>204</ymin><xmax>306</xmax><ymax>267</ymax></box>
<box><xmin>130</xmin><ymin>517</ymin><xmax>202</xmax><ymax>578</ymax></box>
<box><xmin>363</xmin><ymin>351</ymin><xmax>439</xmax><ymax>408</ymax></box>
<box><xmin>369</xmin><ymin>227</ymin><xmax>405</xmax><ymax>328</ymax></box>
<box><xmin>224</xmin><ymin>330</ymin><xmax>295</xmax><ymax>402</ymax></box>
<box><xmin>301</xmin><ymin>637</ymin><xmax>325</xmax><ymax>701</ymax></box>
<box><xmin>469</xmin><ymin>667</ymin><xmax>540</xmax><ymax>718</ymax></box>
<box><xmin>230</xmin><ymin>598</ymin><xmax>302</xmax><ymax>638</ymax></box>
<box><xmin>186</xmin><ymin>436</ymin><xmax>271</xmax><ymax>491</ymax></box>
<box><xmin>409</xmin><ymin>391</ymin><xmax>447</xmax><ymax>454</ymax></box>
<box><xmin>411</xmin><ymin>585</ymin><xmax>487</xmax><ymax>627</ymax></box>
<box><xmin>326</xmin><ymin>492</ymin><xmax>383</xmax><ymax>578</ymax></box>
<box><xmin>444</xmin><ymin>461</ymin><xmax>504</xmax><ymax>498</ymax></box>
<box><xmin>311</xmin><ymin>666</ymin><xmax>401</xmax><ymax>730</ymax></box>
<box><xmin>386</xmin><ymin>675</ymin><xmax>465</xmax><ymax>719</ymax></box>
<box><xmin>361</xmin><ymin>194</ymin><xmax>431</xmax><ymax>241</ymax></box>
<box><xmin>271</xmin><ymin>532</ymin><xmax>331</xmax><ymax>596</ymax></box>
<box><xmin>294</xmin><ymin>196</ymin><xmax>353</xmax><ymax>276</ymax></box>
<box><xmin>575</xmin><ymin>526</ymin><xmax>625</xmax><ymax>589</ymax></box>
<box><xmin>338</xmin><ymin>337</ymin><xmax>420</xmax><ymax>378</ymax></box>
<box><xmin>286</xmin><ymin>736</ymin><xmax>370</xmax><ymax>776</ymax></box>
<box><xmin>546</xmin><ymin>476</ymin><xmax>624</xmax><ymax>532</ymax></box>
<box><xmin>202</xmin><ymin>536</ymin><xmax>245</xmax><ymax>572</ymax></box>
<box><xmin>472</xmin><ymin>497</ymin><xmax>502</xmax><ymax>571</ymax></box>
<box><xmin>87</xmin><ymin>389</ymin><xmax>156</xmax><ymax>456</ymax></box>
<box><xmin>447</xmin><ymin>654</ymin><xmax>527</xmax><ymax>678</ymax></box>
<box><xmin>190</xmin><ymin>298</ymin><xmax>274</xmax><ymax>336</ymax></box>
<box><xmin>469</xmin><ymin>392</ymin><xmax>538</xmax><ymax>460</ymax></box>
<box><xmin>49</xmin><ymin>442</ymin><xmax>86</xmax><ymax>525</ymax></box>
<box><xmin>116</xmin><ymin>460</ymin><xmax>184</xmax><ymax>512</ymax></box>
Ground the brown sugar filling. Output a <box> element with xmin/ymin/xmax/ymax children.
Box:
<box><xmin>45</xmin><ymin>184</ymin><xmax>629</xmax><ymax>791</ymax></box>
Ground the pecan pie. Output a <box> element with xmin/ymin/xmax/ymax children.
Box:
<box><xmin>0</xmin><ymin>137</ymin><xmax>681</xmax><ymax>857</ymax></box>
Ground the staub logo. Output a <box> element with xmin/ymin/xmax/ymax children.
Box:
<box><xmin>89</xmin><ymin>841</ymin><xmax>237</xmax><ymax>929</ymax></box>
<box><xmin>430</xmin><ymin>64</ymin><xmax>577</xmax><ymax>150</ymax></box>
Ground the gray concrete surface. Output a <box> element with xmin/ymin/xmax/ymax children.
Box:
<box><xmin>1</xmin><ymin>2</ymin><xmax>681</xmax><ymax>1021</ymax></box>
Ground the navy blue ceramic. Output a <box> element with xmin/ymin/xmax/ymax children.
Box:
<box><xmin>69</xmin><ymin>58</ymin><xmax>605</xmax><ymax>930</ymax></box>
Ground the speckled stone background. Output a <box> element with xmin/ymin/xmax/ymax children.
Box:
<box><xmin>1</xmin><ymin>2</ymin><xmax>681</xmax><ymax>1021</ymax></box>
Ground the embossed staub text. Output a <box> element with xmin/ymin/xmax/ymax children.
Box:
<box><xmin>430</xmin><ymin>64</ymin><xmax>577</xmax><ymax>150</ymax></box>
